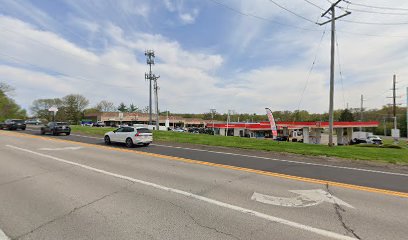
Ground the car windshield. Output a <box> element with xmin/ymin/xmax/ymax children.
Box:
<box><xmin>12</xmin><ymin>120</ymin><xmax>25</xmax><ymax>123</ymax></box>
<box><xmin>56</xmin><ymin>122</ymin><xmax>68</xmax><ymax>126</ymax></box>
<box><xmin>137</xmin><ymin>128</ymin><xmax>151</xmax><ymax>133</ymax></box>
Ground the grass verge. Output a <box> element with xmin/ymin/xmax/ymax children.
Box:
<box><xmin>70</xmin><ymin>126</ymin><xmax>408</xmax><ymax>164</ymax></box>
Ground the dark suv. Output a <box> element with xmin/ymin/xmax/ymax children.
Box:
<box><xmin>0</xmin><ymin>119</ymin><xmax>26</xmax><ymax>130</ymax></box>
<box><xmin>41</xmin><ymin>122</ymin><xmax>71</xmax><ymax>136</ymax></box>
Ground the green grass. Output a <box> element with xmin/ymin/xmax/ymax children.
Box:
<box><xmin>70</xmin><ymin>126</ymin><xmax>408</xmax><ymax>164</ymax></box>
<box><xmin>70</xmin><ymin>125</ymin><xmax>116</xmax><ymax>136</ymax></box>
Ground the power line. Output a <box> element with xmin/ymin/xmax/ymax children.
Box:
<box><xmin>0</xmin><ymin>52</ymin><xmax>140</xmax><ymax>90</ymax></box>
<box><xmin>295</xmin><ymin>26</ymin><xmax>327</xmax><ymax>112</ymax></box>
<box><xmin>267</xmin><ymin>0</ymin><xmax>317</xmax><ymax>24</ymax></box>
<box><xmin>342</xmin><ymin>0</ymin><xmax>408</xmax><ymax>12</ymax></box>
<box><xmin>0</xmin><ymin>28</ymin><xmax>139</xmax><ymax>74</ymax></box>
<box><xmin>303</xmin><ymin>0</ymin><xmax>326</xmax><ymax>11</ymax></box>
<box><xmin>340</xmin><ymin>19</ymin><xmax>408</xmax><ymax>26</ymax></box>
<box><xmin>208</xmin><ymin>0</ymin><xmax>408</xmax><ymax>38</ymax></box>
<box><xmin>207</xmin><ymin>0</ymin><xmax>320</xmax><ymax>32</ymax></box>
<box><xmin>335</xmin><ymin>35</ymin><xmax>347</xmax><ymax>109</ymax></box>
<box><xmin>337</xmin><ymin>5</ymin><xmax>408</xmax><ymax>16</ymax></box>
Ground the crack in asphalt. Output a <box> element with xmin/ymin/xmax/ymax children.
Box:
<box><xmin>12</xmin><ymin>184</ymin><xmax>131</xmax><ymax>240</ymax></box>
<box><xmin>134</xmin><ymin>190</ymin><xmax>241</xmax><ymax>240</ymax></box>
<box><xmin>166</xmin><ymin>200</ymin><xmax>241</xmax><ymax>240</ymax></box>
<box><xmin>196</xmin><ymin>173</ymin><xmax>252</xmax><ymax>196</ymax></box>
<box><xmin>0</xmin><ymin>166</ymin><xmax>74</xmax><ymax>188</ymax></box>
<box><xmin>326</xmin><ymin>184</ymin><xmax>362</xmax><ymax>240</ymax></box>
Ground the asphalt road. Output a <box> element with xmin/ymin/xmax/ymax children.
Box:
<box><xmin>20</xmin><ymin>127</ymin><xmax>408</xmax><ymax>193</ymax></box>
<box><xmin>1</xmin><ymin>130</ymin><xmax>408</xmax><ymax>240</ymax></box>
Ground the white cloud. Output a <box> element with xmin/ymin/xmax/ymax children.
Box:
<box><xmin>163</xmin><ymin>0</ymin><xmax>200</xmax><ymax>24</ymax></box>
<box><xmin>2</xmin><ymin>0</ymin><xmax>408</xmax><ymax>116</ymax></box>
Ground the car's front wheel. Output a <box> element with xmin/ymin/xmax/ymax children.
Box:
<box><xmin>40</xmin><ymin>130</ymin><xmax>45</xmax><ymax>135</ymax></box>
<box><xmin>104</xmin><ymin>136</ymin><xmax>111</xmax><ymax>145</ymax></box>
<box><xmin>125</xmin><ymin>138</ymin><xmax>134</xmax><ymax>148</ymax></box>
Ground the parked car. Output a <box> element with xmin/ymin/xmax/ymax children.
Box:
<box><xmin>367</xmin><ymin>135</ymin><xmax>383</xmax><ymax>145</ymax></box>
<box><xmin>104</xmin><ymin>126</ymin><xmax>153</xmax><ymax>147</ymax></box>
<box><xmin>93</xmin><ymin>121</ymin><xmax>105</xmax><ymax>127</ymax></box>
<box><xmin>41</xmin><ymin>122</ymin><xmax>71</xmax><ymax>136</ymax></box>
<box><xmin>275</xmin><ymin>136</ymin><xmax>289</xmax><ymax>142</ymax></box>
<box><xmin>0</xmin><ymin>119</ymin><xmax>26</xmax><ymax>130</ymax></box>
<box><xmin>25</xmin><ymin>119</ymin><xmax>42</xmax><ymax>125</ymax></box>
<box><xmin>350</xmin><ymin>138</ymin><xmax>367</xmax><ymax>145</ymax></box>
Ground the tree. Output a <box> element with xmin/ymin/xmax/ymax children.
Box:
<box><xmin>31</xmin><ymin>98</ymin><xmax>63</xmax><ymax>121</ymax></box>
<box><xmin>141</xmin><ymin>106</ymin><xmax>149</xmax><ymax>113</ymax></box>
<box><xmin>95</xmin><ymin>100</ymin><xmax>115</xmax><ymax>112</ymax></box>
<box><xmin>338</xmin><ymin>109</ymin><xmax>354</xmax><ymax>121</ymax></box>
<box><xmin>128</xmin><ymin>103</ymin><xmax>139</xmax><ymax>112</ymax></box>
<box><xmin>117</xmin><ymin>102</ymin><xmax>128</xmax><ymax>112</ymax></box>
<box><xmin>62</xmin><ymin>94</ymin><xmax>89</xmax><ymax>124</ymax></box>
<box><xmin>0</xmin><ymin>82</ymin><xmax>27</xmax><ymax>121</ymax></box>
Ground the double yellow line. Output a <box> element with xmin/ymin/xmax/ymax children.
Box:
<box><xmin>2</xmin><ymin>131</ymin><xmax>408</xmax><ymax>198</ymax></box>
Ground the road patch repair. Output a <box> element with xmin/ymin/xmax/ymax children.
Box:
<box><xmin>6</xmin><ymin>144</ymin><xmax>358</xmax><ymax>240</ymax></box>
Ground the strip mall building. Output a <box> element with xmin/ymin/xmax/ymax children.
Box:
<box><xmin>206</xmin><ymin>121</ymin><xmax>379</xmax><ymax>145</ymax></box>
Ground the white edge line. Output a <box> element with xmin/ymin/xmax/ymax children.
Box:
<box><xmin>5</xmin><ymin>144</ymin><xmax>356</xmax><ymax>240</ymax></box>
<box><xmin>151</xmin><ymin>144</ymin><xmax>408</xmax><ymax>177</ymax></box>
<box><xmin>0</xmin><ymin>229</ymin><xmax>10</xmax><ymax>240</ymax></box>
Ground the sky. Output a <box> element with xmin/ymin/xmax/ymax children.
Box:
<box><xmin>0</xmin><ymin>0</ymin><xmax>408</xmax><ymax>115</ymax></box>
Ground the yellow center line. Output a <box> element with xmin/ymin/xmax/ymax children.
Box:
<box><xmin>2</xmin><ymin>131</ymin><xmax>408</xmax><ymax>198</ymax></box>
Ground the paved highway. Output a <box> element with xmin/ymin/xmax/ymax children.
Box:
<box><xmin>0</xmin><ymin>130</ymin><xmax>408</xmax><ymax>240</ymax></box>
<box><xmin>22</xmin><ymin>127</ymin><xmax>408</xmax><ymax>193</ymax></box>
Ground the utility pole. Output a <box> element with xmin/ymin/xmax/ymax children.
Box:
<box><xmin>318</xmin><ymin>0</ymin><xmax>351</xmax><ymax>147</ymax></box>
<box><xmin>226</xmin><ymin>110</ymin><xmax>232</xmax><ymax>136</ymax></box>
<box><xmin>387</xmin><ymin>74</ymin><xmax>400</xmax><ymax>143</ymax></box>
<box><xmin>210</xmin><ymin>108</ymin><xmax>216</xmax><ymax>134</ymax></box>
<box><xmin>145</xmin><ymin>50</ymin><xmax>157</xmax><ymax>126</ymax></box>
<box><xmin>406</xmin><ymin>87</ymin><xmax>408</xmax><ymax>139</ymax></box>
<box><xmin>154</xmin><ymin>77</ymin><xmax>160</xmax><ymax>130</ymax></box>
<box><xmin>359</xmin><ymin>94</ymin><xmax>364</xmax><ymax>132</ymax></box>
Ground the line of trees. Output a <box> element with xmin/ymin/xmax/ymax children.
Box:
<box><xmin>178</xmin><ymin>107</ymin><xmax>407</xmax><ymax>137</ymax></box>
<box><xmin>31</xmin><ymin>94</ymin><xmax>89</xmax><ymax>123</ymax></box>
<box><xmin>0</xmin><ymin>82</ymin><xmax>26</xmax><ymax>121</ymax></box>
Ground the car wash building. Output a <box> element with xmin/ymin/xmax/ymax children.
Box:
<box><xmin>206</xmin><ymin>121</ymin><xmax>379</xmax><ymax>145</ymax></box>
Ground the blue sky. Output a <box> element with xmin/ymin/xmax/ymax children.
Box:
<box><xmin>0</xmin><ymin>0</ymin><xmax>408</xmax><ymax>115</ymax></box>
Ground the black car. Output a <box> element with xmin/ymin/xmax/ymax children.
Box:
<box><xmin>41</xmin><ymin>122</ymin><xmax>71</xmax><ymax>136</ymax></box>
<box><xmin>0</xmin><ymin>119</ymin><xmax>26</xmax><ymax>130</ymax></box>
<box><xmin>349</xmin><ymin>138</ymin><xmax>367</xmax><ymax>145</ymax></box>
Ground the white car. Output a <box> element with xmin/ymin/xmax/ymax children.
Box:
<box><xmin>104</xmin><ymin>126</ymin><xmax>153</xmax><ymax>147</ymax></box>
<box><xmin>366</xmin><ymin>135</ymin><xmax>383</xmax><ymax>145</ymax></box>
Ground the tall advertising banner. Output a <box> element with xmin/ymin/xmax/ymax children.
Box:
<box><xmin>265</xmin><ymin>108</ymin><xmax>277</xmax><ymax>139</ymax></box>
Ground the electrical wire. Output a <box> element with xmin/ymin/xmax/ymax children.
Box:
<box><xmin>208</xmin><ymin>0</ymin><xmax>408</xmax><ymax>38</ymax></box>
<box><xmin>340</xmin><ymin>19</ymin><xmax>408</xmax><ymax>26</ymax></box>
<box><xmin>337</xmin><ymin>5</ymin><xmax>408</xmax><ymax>16</ymax></box>
<box><xmin>295</xmin><ymin>26</ymin><xmax>327</xmax><ymax>114</ymax></box>
<box><xmin>0</xmin><ymin>28</ymin><xmax>139</xmax><ymax>75</ymax></box>
<box><xmin>335</xmin><ymin>35</ymin><xmax>347</xmax><ymax>109</ymax></box>
<box><xmin>0</xmin><ymin>52</ymin><xmax>141</xmax><ymax>90</ymax></box>
<box><xmin>207</xmin><ymin>0</ymin><xmax>321</xmax><ymax>32</ymax></box>
<box><xmin>303</xmin><ymin>0</ymin><xmax>326</xmax><ymax>11</ymax></box>
<box><xmin>342</xmin><ymin>0</ymin><xmax>408</xmax><ymax>12</ymax></box>
<box><xmin>267</xmin><ymin>0</ymin><xmax>317</xmax><ymax>24</ymax></box>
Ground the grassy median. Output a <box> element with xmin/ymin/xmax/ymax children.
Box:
<box><xmin>70</xmin><ymin>126</ymin><xmax>408</xmax><ymax>164</ymax></box>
